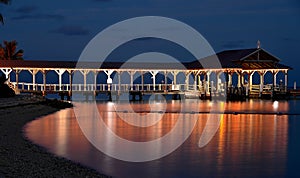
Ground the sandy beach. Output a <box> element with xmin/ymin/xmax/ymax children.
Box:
<box><xmin>0</xmin><ymin>95</ymin><xmax>109</xmax><ymax>178</ymax></box>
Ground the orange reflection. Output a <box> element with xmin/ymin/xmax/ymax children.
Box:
<box><xmin>24</xmin><ymin>100</ymin><xmax>289</xmax><ymax>177</ymax></box>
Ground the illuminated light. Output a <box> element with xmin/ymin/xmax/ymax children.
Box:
<box><xmin>107</xmin><ymin>101</ymin><xmax>115</xmax><ymax>112</ymax></box>
<box><xmin>107</xmin><ymin>78</ymin><xmax>112</xmax><ymax>84</ymax></box>
<box><xmin>107</xmin><ymin>101</ymin><xmax>115</xmax><ymax>106</ymax></box>
<box><xmin>273</xmin><ymin>101</ymin><xmax>279</xmax><ymax>110</ymax></box>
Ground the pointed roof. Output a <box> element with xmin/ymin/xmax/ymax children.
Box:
<box><xmin>187</xmin><ymin>48</ymin><xmax>291</xmax><ymax>70</ymax></box>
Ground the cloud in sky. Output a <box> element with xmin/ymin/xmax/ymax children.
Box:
<box><xmin>12</xmin><ymin>4</ymin><xmax>64</xmax><ymax>21</ymax></box>
<box><xmin>15</xmin><ymin>5</ymin><xmax>38</xmax><ymax>14</ymax></box>
<box><xmin>11</xmin><ymin>14</ymin><xmax>64</xmax><ymax>21</ymax></box>
<box><xmin>50</xmin><ymin>25</ymin><xmax>90</xmax><ymax>36</ymax></box>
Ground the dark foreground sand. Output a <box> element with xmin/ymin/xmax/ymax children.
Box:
<box><xmin>0</xmin><ymin>96</ymin><xmax>110</xmax><ymax>178</ymax></box>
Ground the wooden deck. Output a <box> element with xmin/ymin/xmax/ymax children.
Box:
<box><xmin>289</xmin><ymin>89</ymin><xmax>300</xmax><ymax>98</ymax></box>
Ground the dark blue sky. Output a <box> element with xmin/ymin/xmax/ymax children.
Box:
<box><xmin>1</xmin><ymin>0</ymin><xmax>300</xmax><ymax>85</ymax></box>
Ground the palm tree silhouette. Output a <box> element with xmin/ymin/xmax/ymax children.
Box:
<box><xmin>0</xmin><ymin>40</ymin><xmax>24</xmax><ymax>60</ymax></box>
<box><xmin>0</xmin><ymin>0</ymin><xmax>11</xmax><ymax>25</ymax></box>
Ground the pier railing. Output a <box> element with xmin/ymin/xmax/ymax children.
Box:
<box><xmin>9</xmin><ymin>81</ymin><xmax>290</xmax><ymax>99</ymax></box>
<box><xmin>9</xmin><ymin>82</ymin><xmax>203</xmax><ymax>93</ymax></box>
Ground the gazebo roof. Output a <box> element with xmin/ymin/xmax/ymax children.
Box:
<box><xmin>187</xmin><ymin>48</ymin><xmax>291</xmax><ymax>70</ymax></box>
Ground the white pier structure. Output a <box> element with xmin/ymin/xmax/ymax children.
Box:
<box><xmin>0</xmin><ymin>48</ymin><xmax>291</xmax><ymax>100</ymax></box>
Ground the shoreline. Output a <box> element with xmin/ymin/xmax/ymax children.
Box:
<box><xmin>0</xmin><ymin>96</ymin><xmax>110</xmax><ymax>178</ymax></box>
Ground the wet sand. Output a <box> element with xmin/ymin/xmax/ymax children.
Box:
<box><xmin>0</xmin><ymin>95</ymin><xmax>110</xmax><ymax>178</ymax></box>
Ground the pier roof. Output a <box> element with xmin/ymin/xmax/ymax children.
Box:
<box><xmin>0</xmin><ymin>48</ymin><xmax>291</xmax><ymax>70</ymax></box>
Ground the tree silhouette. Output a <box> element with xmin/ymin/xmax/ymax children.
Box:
<box><xmin>0</xmin><ymin>40</ymin><xmax>24</xmax><ymax>60</ymax></box>
<box><xmin>0</xmin><ymin>0</ymin><xmax>11</xmax><ymax>25</ymax></box>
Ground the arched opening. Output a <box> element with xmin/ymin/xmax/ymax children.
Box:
<box><xmin>61</xmin><ymin>72</ymin><xmax>70</xmax><ymax>91</ymax></box>
<box><xmin>97</xmin><ymin>71</ymin><xmax>107</xmax><ymax>84</ymax></box>
<box><xmin>133</xmin><ymin>72</ymin><xmax>141</xmax><ymax>84</ymax></box>
<box><xmin>218</xmin><ymin>72</ymin><xmax>227</xmax><ymax>92</ymax></box>
<box><xmin>264</xmin><ymin>71</ymin><xmax>273</xmax><ymax>85</ymax></box>
<box><xmin>46</xmin><ymin>71</ymin><xmax>58</xmax><ymax>84</ymax></box>
<box><xmin>231</xmin><ymin>72</ymin><xmax>238</xmax><ymax>87</ymax></box>
<box><xmin>167</xmin><ymin>72</ymin><xmax>174</xmax><ymax>85</ymax></box>
<box><xmin>209</xmin><ymin>71</ymin><xmax>217</xmax><ymax>92</ymax></box>
<box><xmin>35</xmin><ymin>71</ymin><xmax>43</xmax><ymax>90</ymax></box>
<box><xmin>276</xmin><ymin>71</ymin><xmax>285</xmax><ymax>86</ymax></box>
<box><xmin>176</xmin><ymin>72</ymin><xmax>185</xmax><ymax>85</ymax></box>
<box><xmin>72</xmin><ymin>71</ymin><xmax>83</xmax><ymax>84</ymax></box>
<box><xmin>143</xmin><ymin>72</ymin><xmax>152</xmax><ymax>85</ymax></box>
<box><xmin>243</xmin><ymin>72</ymin><xmax>249</xmax><ymax>85</ymax></box>
<box><xmin>9</xmin><ymin>71</ymin><xmax>16</xmax><ymax>82</ymax></box>
<box><xmin>251</xmin><ymin>71</ymin><xmax>260</xmax><ymax>85</ymax></box>
<box><xmin>121</xmin><ymin>72</ymin><xmax>130</xmax><ymax>85</ymax></box>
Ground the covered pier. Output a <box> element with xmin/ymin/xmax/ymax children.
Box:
<box><xmin>0</xmin><ymin>47</ymin><xmax>292</xmax><ymax>100</ymax></box>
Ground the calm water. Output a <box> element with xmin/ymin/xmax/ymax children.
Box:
<box><xmin>24</xmin><ymin>100</ymin><xmax>300</xmax><ymax>178</ymax></box>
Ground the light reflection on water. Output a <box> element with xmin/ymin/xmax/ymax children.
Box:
<box><xmin>24</xmin><ymin>100</ymin><xmax>299</xmax><ymax>178</ymax></box>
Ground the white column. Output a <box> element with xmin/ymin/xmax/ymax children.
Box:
<box><xmin>285</xmin><ymin>71</ymin><xmax>288</xmax><ymax>92</ymax></box>
<box><xmin>204</xmin><ymin>72</ymin><xmax>208</xmax><ymax>93</ymax></box>
<box><xmin>150</xmin><ymin>71</ymin><xmax>159</xmax><ymax>91</ymax></box>
<box><xmin>104</xmin><ymin>70</ymin><xmax>114</xmax><ymax>83</ymax></box>
<box><xmin>141</xmin><ymin>71</ymin><xmax>144</xmax><ymax>91</ymax></box>
<box><xmin>273</xmin><ymin>71</ymin><xmax>278</xmax><ymax>86</ymax></box>
<box><xmin>104</xmin><ymin>70</ymin><xmax>114</xmax><ymax>91</ymax></box>
<box><xmin>193</xmin><ymin>71</ymin><xmax>201</xmax><ymax>91</ymax></box>
<box><xmin>28</xmin><ymin>70</ymin><xmax>38</xmax><ymax>91</ymax></box>
<box><xmin>68</xmin><ymin>70</ymin><xmax>73</xmax><ymax>92</ymax></box>
<box><xmin>237</xmin><ymin>71</ymin><xmax>242</xmax><ymax>88</ymax></box>
<box><xmin>259</xmin><ymin>71</ymin><xmax>265</xmax><ymax>97</ymax></box>
<box><xmin>228</xmin><ymin>72</ymin><xmax>232</xmax><ymax>87</ymax></box>
<box><xmin>1</xmin><ymin>68</ymin><xmax>12</xmax><ymax>82</ymax></box>
<box><xmin>245</xmin><ymin>71</ymin><xmax>252</xmax><ymax>96</ymax></box>
<box><xmin>33</xmin><ymin>71</ymin><xmax>36</xmax><ymax>90</ymax></box>
<box><xmin>171</xmin><ymin>71</ymin><xmax>179</xmax><ymax>90</ymax></box>
<box><xmin>118</xmin><ymin>71</ymin><xmax>122</xmax><ymax>91</ymax></box>
<box><xmin>241</xmin><ymin>73</ymin><xmax>245</xmax><ymax>86</ymax></box>
<box><xmin>42</xmin><ymin>70</ymin><xmax>47</xmax><ymax>94</ymax></box>
<box><xmin>194</xmin><ymin>73</ymin><xmax>197</xmax><ymax>91</ymax></box>
<box><xmin>206</xmin><ymin>71</ymin><xmax>211</xmax><ymax>93</ymax></box>
<box><xmin>128</xmin><ymin>71</ymin><xmax>135</xmax><ymax>90</ymax></box>
<box><xmin>55</xmin><ymin>69</ymin><xmax>66</xmax><ymax>91</ymax></box>
<box><xmin>94</xmin><ymin>71</ymin><xmax>98</xmax><ymax>91</ymax></box>
<box><xmin>216</xmin><ymin>71</ymin><xmax>222</xmax><ymax>92</ymax></box>
<box><xmin>15</xmin><ymin>69</ymin><xmax>21</xmax><ymax>89</ymax></box>
<box><xmin>198</xmin><ymin>74</ymin><xmax>201</xmax><ymax>91</ymax></box>
<box><xmin>79</xmin><ymin>70</ymin><xmax>88</xmax><ymax>91</ymax></box>
<box><xmin>185</xmin><ymin>71</ymin><xmax>190</xmax><ymax>91</ymax></box>
<box><xmin>249</xmin><ymin>72</ymin><xmax>254</xmax><ymax>92</ymax></box>
<box><xmin>164</xmin><ymin>71</ymin><xmax>168</xmax><ymax>91</ymax></box>
<box><xmin>171</xmin><ymin>71</ymin><xmax>179</xmax><ymax>85</ymax></box>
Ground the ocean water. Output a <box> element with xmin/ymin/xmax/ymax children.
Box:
<box><xmin>24</xmin><ymin>99</ymin><xmax>300</xmax><ymax>178</ymax></box>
